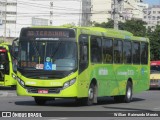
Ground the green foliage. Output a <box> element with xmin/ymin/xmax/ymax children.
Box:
<box><xmin>93</xmin><ymin>19</ymin><xmax>147</xmax><ymax>37</ymax></box>
<box><xmin>122</xmin><ymin>19</ymin><xmax>147</xmax><ymax>37</ymax></box>
<box><xmin>147</xmin><ymin>26</ymin><xmax>160</xmax><ymax>60</ymax></box>
<box><xmin>0</xmin><ymin>38</ymin><xmax>4</xmax><ymax>44</ymax></box>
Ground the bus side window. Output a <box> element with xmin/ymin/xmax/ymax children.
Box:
<box><xmin>79</xmin><ymin>34</ymin><xmax>89</xmax><ymax>74</ymax></box>
<box><xmin>123</xmin><ymin>40</ymin><xmax>132</xmax><ymax>64</ymax></box>
<box><xmin>113</xmin><ymin>39</ymin><xmax>122</xmax><ymax>64</ymax></box>
<box><xmin>141</xmin><ymin>42</ymin><xmax>148</xmax><ymax>64</ymax></box>
<box><xmin>91</xmin><ymin>36</ymin><xmax>102</xmax><ymax>63</ymax></box>
<box><xmin>132</xmin><ymin>42</ymin><xmax>140</xmax><ymax>64</ymax></box>
<box><xmin>102</xmin><ymin>38</ymin><xmax>113</xmax><ymax>63</ymax></box>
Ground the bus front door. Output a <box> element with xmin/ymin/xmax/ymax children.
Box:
<box><xmin>0</xmin><ymin>48</ymin><xmax>9</xmax><ymax>86</ymax></box>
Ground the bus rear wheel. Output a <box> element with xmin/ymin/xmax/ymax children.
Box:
<box><xmin>34</xmin><ymin>97</ymin><xmax>47</xmax><ymax>105</ymax></box>
<box><xmin>114</xmin><ymin>81</ymin><xmax>132</xmax><ymax>103</ymax></box>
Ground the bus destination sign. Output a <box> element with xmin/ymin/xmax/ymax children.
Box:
<box><xmin>26</xmin><ymin>30</ymin><xmax>69</xmax><ymax>38</ymax></box>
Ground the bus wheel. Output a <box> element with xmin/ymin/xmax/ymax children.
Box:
<box><xmin>85</xmin><ymin>83</ymin><xmax>96</xmax><ymax>106</ymax></box>
<box><xmin>34</xmin><ymin>97</ymin><xmax>46</xmax><ymax>105</ymax></box>
<box><xmin>76</xmin><ymin>83</ymin><xmax>96</xmax><ymax>106</ymax></box>
<box><xmin>124</xmin><ymin>81</ymin><xmax>132</xmax><ymax>103</ymax></box>
<box><xmin>114</xmin><ymin>81</ymin><xmax>132</xmax><ymax>103</ymax></box>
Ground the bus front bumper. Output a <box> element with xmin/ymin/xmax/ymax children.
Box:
<box><xmin>16</xmin><ymin>82</ymin><xmax>78</xmax><ymax>98</ymax></box>
<box><xmin>150</xmin><ymin>79</ymin><xmax>160</xmax><ymax>88</ymax></box>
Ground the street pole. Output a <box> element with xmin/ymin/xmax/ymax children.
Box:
<box><xmin>79</xmin><ymin>0</ymin><xmax>82</xmax><ymax>26</ymax></box>
<box><xmin>113</xmin><ymin>0</ymin><xmax>119</xmax><ymax>30</ymax></box>
<box><xmin>4</xmin><ymin>0</ymin><xmax>7</xmax><ymax>40</ymax></box>
<box><xmin>50</xmin><ymin>1</ymin><xmax>53</xmax><ymax>26</ymax></box>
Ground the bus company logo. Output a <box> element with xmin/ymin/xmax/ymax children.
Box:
<box><xmin>2</xmin><ymin>112</ymin><xmax>11</xmax><ymax>117</ymax></box>
<box><xmin>141</xmin><ymin>68</ymin><xmax>145</xmax><ymax>75</ymax></box>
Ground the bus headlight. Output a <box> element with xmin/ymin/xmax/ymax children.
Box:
<box><xmin>63</xmin><ymin>78</ymin><xmax>76</xmax><ymax>89</ymax></box>
<box><xmin>12</xmin><ymin>74</ymin><xmax>16</xmax><ymax>79</ymax></box>
<box><xmin>17</xmin><ymin>77</ymin><xmax>25</xmax><ymax>88</ymax></box>
<box><xmin>63</xmin><ymin>82</ymin><xmax>70</xmax><ymax>89</ymax></box>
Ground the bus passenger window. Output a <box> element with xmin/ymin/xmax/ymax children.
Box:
<box><xmin>141</xmin><ymin>42</ymin><xmax>148</xmax><ymax>64</ymax></box>
<box><xmin>113</xmin><ymin>40</ymin><xmax>122</xmax><ymax>64</ymax></box>
<box><xmin>91</xmin><ymin>36</ymin><xmax>102</xmax><ymax>63</ymax></box>
<box><xmin>102</xmin><ymin>38</ymin><xmax>113</xmax><ymax>63</ymax></box>
<box><xmin>123</xmin><ymin>41</ymin><xmax>131</xmax><ymax>64</ymax></box>
<box><xmin>132</xmin><ymin>42</ymin><xmax>140</xmax><ymax>64</ymax></box>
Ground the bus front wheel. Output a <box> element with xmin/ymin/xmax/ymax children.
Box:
<box><xmin>84</xmin><ymin>83</ymin><xmax>96</xmax><ymax>106</ymax></box>
<box><xmin>76</xmin><ymin>83</ymin><xmax>97</xmax><ymax>106</ymax></box>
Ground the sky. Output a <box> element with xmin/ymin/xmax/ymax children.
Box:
<box><xmin>144</xmin><ymin>0</ymin><xmax>160</xmax><ymax>5</ymax></box>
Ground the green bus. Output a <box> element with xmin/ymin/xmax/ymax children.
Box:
<box><xmin>0</xmin><ymin>42</ymin><xmax>17</xmax><ymax>87</ymax></box>
<box><xmin>16</xmin><ymin>26</ymin><xmax>150</xmax><ymax>105</ymax></box>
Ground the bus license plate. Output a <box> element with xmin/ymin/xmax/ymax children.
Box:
<box><xmin>38</xmin><ymin>89</ymin><xmax>48</xmax><ymax>94</ymax></box>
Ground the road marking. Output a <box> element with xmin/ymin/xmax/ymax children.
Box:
<box><xmin>48</xmin><ymin>118</ymin><xmax>68</xmax><ymax>120</ymax></box>
<box><xmin>0</xmin><ymin>91</ymin><xmax>9</xmax><ymax>96</ymax></box>
<box><xmin>0</xmin><ymin>91</ymin><xmax>17</xmax><ymax>97</ymax></box>
<box><xmin>153</xmin><ymin>107</ymin><xmax>160</xmax><ymax>110</ymax></box>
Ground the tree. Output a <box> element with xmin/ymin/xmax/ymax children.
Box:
<box><xmin>148</xmin><ymin>26</ymin><xmax>160</xmax><ymax>60</ymax></box>
<box><xmin>122</xmin><ymin>19</ymin><xmax>147</xmax><ymax>37</ymax></box>
<box><xmin>93</xmin><ymin>19</ymin><xmax>147</xmax><ymax>37</ymax></box>
<box><xmin>93</xmin><ymin>19</ymin><xmax>114</xmax><ymax>28</ymax></box>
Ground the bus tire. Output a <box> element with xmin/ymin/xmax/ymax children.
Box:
<box><xmin>114</xmin><ymin>81</ymin><xmax>132</xmax><ymax>103</ymax></box>
<box><xmin>34</xmin><ymin>97</ymin><xmax>46</xmax><ymax>105</ymax></box>
<box><xmin>76</xmin><ymin>83</ymin><xmax>96</xmax><ymax>106</ymax></box>
<box><xmin>124</xmin><ymin>81</ymin><xmax>132</xmax><ymax>103</ymax></box>
<box><xmin>85</xmin><ymin>83</ymin><xmax>96</xmax><ymax>106</ymax></box>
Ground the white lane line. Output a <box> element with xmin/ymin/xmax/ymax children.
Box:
<box><xmin>153</xmin><ymin>107</ymin><xmax>160</xmax><ymax>110</ymax></box>
<box><xmin>0</xmin><ymin>91</ymin><xmax>17</xmax><ymax>97</ymax></box>
<box><xmin>0</xmin><ymin>91</ymin><xmax>9</xmax><ymax>96</ymax></box>
<box><xmin>48</xmin><ymin>118</ymin><xmax>68</xmax><ymax>120</ymax></box>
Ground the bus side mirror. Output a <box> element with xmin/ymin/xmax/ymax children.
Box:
<box><xmin>13</xmin><ymin>47</ymin><xmax>18</xmax><ymax>59</ymax></box>
<box><xmin>11</xmin><ymin>38</ymin><xmax>19</xmax><ymax>59</ymax></box>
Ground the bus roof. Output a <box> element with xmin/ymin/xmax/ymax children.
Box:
<box><xmin>151</xmin><ymin>61</ymin><xmax>160</xmax><ymax>66</ymax></box>
<box><xmin>22</xmin><ymin>26</ymin><xmax>149</xmax><ymax>42</ymax></box>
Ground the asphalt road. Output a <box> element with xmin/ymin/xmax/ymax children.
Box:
<box><xmin>0</xmin><ymin>87</ymin><xmax>160</xmax><ymax>120</ymax></box>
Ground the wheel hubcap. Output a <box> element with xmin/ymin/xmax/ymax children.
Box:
<box><xmin>89</xmin><ymin>88</ymin><xmax>94</xmax><ymax>100</ymax></box>
<box><xmin>127</xmin><ymin>87</ymin><xmax>132</xmax><ymax>99</ymax></box>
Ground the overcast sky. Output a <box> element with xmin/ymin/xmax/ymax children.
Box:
<box><xmin>16</xmin><ymin>0</ymin><xmax>81</xmax><ymax>26</ymax></box>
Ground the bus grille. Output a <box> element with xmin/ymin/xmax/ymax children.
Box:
<box><xmin>150</xmin><ymin>79</ymin><xmax>160</xmax><ymax>87</ymax></box>
<box><xmin>26</xmin><ymin>87</ymin><xmax>62</xmax><ymax>94</ymax></box>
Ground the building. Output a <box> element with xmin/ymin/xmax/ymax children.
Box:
<box><xmin>1</xmin><ymin>0</ymin><xmax>88</xmax><ymax>38</ymax></box>
<box><xmin>143</xmin><ymin>5</ymin><xmax>160</xmax><ymax>29</ymax></box>
<box><xmin>90</xmin><ymin>0</ymin><xmax>148</xmax><ymax>23</ymax></box>
<box><xmin>90</xmin><ymin>0</ymin><xmax>112</xmax><ymax>23</ymax></box>
<box><xmin>121</xmin><ymin>0</ymin><xmax>148</xmax><ymax>21</ymax></box>
<box><xmin>0</xmin><ymin>0</ymin><xmax>17</xmax><ymax>37</ymax></box>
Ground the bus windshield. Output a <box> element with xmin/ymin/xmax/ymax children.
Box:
<box><xmin>151</xmin><ymin>65</ymin><xmax>160</xmax><ymax>73</ymax></box>
<box><xmin>18</xmin><ymin>40</ymin><xmax>77</xmax><ymax>71</ymax></box>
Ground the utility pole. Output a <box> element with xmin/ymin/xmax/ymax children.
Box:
<box><xmin>113</xmin><ymin>0</ymin><xmax>119</xmax><ymax>30</ymax></box>
<box><xmin>4</xmin><ymin>0</ymin><xmax>7</xmax><ymax>40</ymax></box>
<box><xmin>15</xmin><ymin>0</ymin><xmax>17</xmax><ymax>37</ymax></box>
<box><xmin>50</xmin><ymin>1</ymin><xmax>53</xmax><ymax>26</ymax></box>
<box><xmin>113</xmin><ymin>0</ymin><xmax>123</xmax><ymax>30</ymax></box>
<box><xmin>79</xmin><ymin>0</ymin><xmax>82</xmax><ymax>26</ymax></box>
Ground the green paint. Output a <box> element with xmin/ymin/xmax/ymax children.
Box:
<box><xmin>17</xmin><ymin>26</ymin><xmax>150</xmax><ymax>99</ymax></box>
